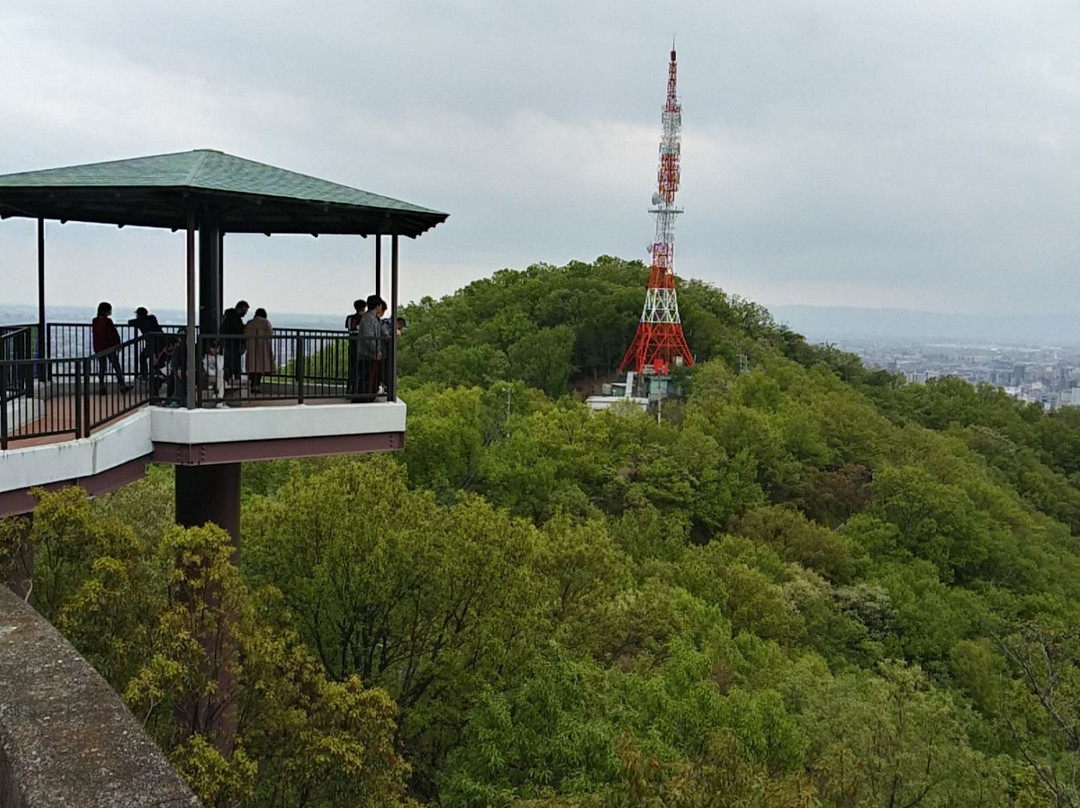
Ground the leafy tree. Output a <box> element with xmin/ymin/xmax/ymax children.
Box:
<box><xmin>244</xmin><ymin>457</ymin><xmax>548</xmax><ymax>794</ymax></box>
<box><xmin>803</xmin><ymin>664</ymin><xmax>1009</xmax><ymax>808</ymax></box>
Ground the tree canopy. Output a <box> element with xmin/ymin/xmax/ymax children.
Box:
<box><xmin>5</xmin><ymin>257</ymin><xmax>1080</xmax><ymax>806</ymax></box>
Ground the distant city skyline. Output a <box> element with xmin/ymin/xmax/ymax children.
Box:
<box><xmin>3</xmin><ymin>2</ymin><xmax>1080</xmax><ymax>316</ymax></box>
<box><xmin>771</xmin><ymin>305</ymin><xmax>1080</xmax><ymax>348</ymax></box>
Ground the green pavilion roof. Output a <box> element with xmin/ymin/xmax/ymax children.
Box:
<box><xmin>0</xmin><ymin>149</ymin><xmax>448</xmax><ymax>237</ymax></box>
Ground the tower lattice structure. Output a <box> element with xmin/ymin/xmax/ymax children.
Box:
<box><xmin>619</xmin><ymin>46</ymin><xmax>693</xmax><ymax>375</ymax></box>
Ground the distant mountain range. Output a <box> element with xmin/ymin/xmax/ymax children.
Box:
<box><xmin>768</xmin><ymin>305</ymin><xmax>1080</xmax><ymax>347</ymax></box>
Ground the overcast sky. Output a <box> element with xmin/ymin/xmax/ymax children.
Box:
<box><xmin>2</xmin><ymin>0</ymin><xmax>1079</xmax><ymax>316</ymax></box>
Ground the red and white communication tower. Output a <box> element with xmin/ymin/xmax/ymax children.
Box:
<box><xmin>619</xmin><ymin>45</ymin><xmax>694</xmax><ymax>375</ymax></box>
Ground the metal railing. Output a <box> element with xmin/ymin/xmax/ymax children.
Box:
<box><xmin>0</xmin><ymin>326</ymin><xmax>35</xmax><ymax>404</ymax></box>
<box><xmin>1</xmin><ymin>322</ymin><xmax>396</xmax><ymax>448</ymax></box>
<box><xmin>45</xmin><ymin>323</ymin><xmax>185</xmax><ymax>378</ymax></box>
<box><xmin>190</xmin><ymin>331</ymin><xmax>393</xmax><ymax>406</ymax></box>
<box><xmin>0</xmin><ymin>338</ymin><xmax>151</xmax><ymax>449</ymax></box>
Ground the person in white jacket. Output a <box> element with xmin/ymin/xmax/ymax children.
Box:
<box><xmin>203</xmin><ymin>341</ymin><xmax>227</xmax><ymax>406</ymax></box>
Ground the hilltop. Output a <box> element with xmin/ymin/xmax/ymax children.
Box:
<box><xmin>5</xmin><ymin>257</ymin><xmax>1080</xmax><ymax>807</ymax></box>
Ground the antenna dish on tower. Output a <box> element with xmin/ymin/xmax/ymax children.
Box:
<box><xmin>651</xmin><ymin>192</ymin><xmax>662</xmax><ymax>205</ymax></box>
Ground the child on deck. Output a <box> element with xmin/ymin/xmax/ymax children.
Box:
<box><xmin>203</xmin><ymin>341</ymin><xmax>227</xmax><ymax>406</ymax></box>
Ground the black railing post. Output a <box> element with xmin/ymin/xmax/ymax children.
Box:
<box><xmin>23</xmin><ymin>330</ymin><xmax>34</xmax><ymax>399</ymax></box>
<box><xmin>194</xmin><ymin>335</ymin><xmax>202</xmax><ymax>408</ymax></box>
<box><xmin>73</xmin><ymin>358</ymin><xmax>82</xmax><ymax>439</ymax></box>
<box><xmin>296</xmin><ymin>334</ymin><xmax>305</xmax><ymax>404</ymax></box>
<box><xmin>82</xmin><ymin>358</ymin><xmax>92</xmax><ymax>438</ymax></box>
<box><xmin>1</xmin><ymin>365</ymin><xmax>8</xmax><ymax>451</ymax></box>
<box><xmin>44</xmin><ymin>322</ymin><xmax>51</xmax><ymax>382</ymax></box>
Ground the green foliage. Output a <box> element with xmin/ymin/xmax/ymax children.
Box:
<box><xmin>398</xmin><ymin>257</ymin><xmax>789</xmax><ymax>397</ymax></box>
<box><xmin>243</xmin><ymin>457</ymin><xmax>548</xmax><ymax>794</ymax></box>
<box><xmin>14</xmin><ymin>259</ymin><xmax>1080</xmax><ymax>806</ymax></box>
<box><xmin>802</xmin><ymin>663</ymin><xmax>1009</xmax><ymax>808</ymax></box>
<box><xmin>9</xmin><ymin>491</ymin><xmax>415</xmax><ymax>808</ymax></box>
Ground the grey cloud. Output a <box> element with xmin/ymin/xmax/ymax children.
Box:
<box><xmin>3</xmin><ymin>0</ymin><xmax>1080</xmax><ymax>317</ymax></box>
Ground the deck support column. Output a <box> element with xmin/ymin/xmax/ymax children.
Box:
<box><xmin>174</xmin><ymin>462</ymin><xmax>241</xmax><ymax>752</ymax></box>
<box><xmin>175</xmin><ymin>464</ymin><xmax>241</xmax><ymax>545</ymax></box>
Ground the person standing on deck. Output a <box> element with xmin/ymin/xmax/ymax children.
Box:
<box><xmin>220</xmin><ymin>300</ymin><xmax>249</xmax><ymax>385</ymax></box>
<box><xmin>244</xmin><ymin>308</ymin><xmax>275</xmax><ymax>394</ymax></box>
<box><xmin>128</xmin><ymin>306</ymin><xmax>163</xmax><ymax>380</ymax></box>
<box><xmin>91</xmin><ymin>302</ymin><xmax>131</xmax><ymax>395</ymax></box>
<box><xmin>345</xmin><ymin>298</ymin><xmax>366</xmax><ymax>395</ymax></box>
<box><xmin>203</xmin><ymin>341</ymin><xmax>228</xmax><ymax>407</ymax></box>
<box><xmin>357</xmin><ymin>294</ymin><xmax>384</xmax><ymax>397</ymax></box>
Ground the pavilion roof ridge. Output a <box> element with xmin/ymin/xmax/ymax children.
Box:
<box><xmin>183</xmin><ymin>149</ymin><xmax>212</xmax><ymax>186</ymax></box>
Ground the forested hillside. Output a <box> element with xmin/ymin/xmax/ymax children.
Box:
<box><xmin>5</xmin><ymin>257</ymin><xmax>1080</xmax><ymax>807</ymax></box>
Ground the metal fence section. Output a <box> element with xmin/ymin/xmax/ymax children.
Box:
<box><xmin>0</xmin><ymin>326</ymin><xmax>35</xmax><ymax>404</ymax></box>
<box><xmin>192</xmin><ymin>330</ymin><xmax>383</xmax><ymax>406</ymax></box>
<box><xmin>85</xmin><ymin>338</ymin><xmax>152</xmax><ymax>432</ymax></box>
<box><xmin>1</xmin><ymin>321</ymin><xmax>395</xmax><ymax>448</ymax></box>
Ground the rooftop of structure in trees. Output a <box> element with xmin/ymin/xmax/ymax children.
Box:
<box><xmin>0</xmin><ymin>149</ymin><xmax>448</xmax><ymax>238</ymax></box>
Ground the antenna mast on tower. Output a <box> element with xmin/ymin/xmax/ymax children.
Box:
<box><xmin>619</xmin><ymin>43</ymin><xmax>693</xmax><ymax>375</ymax></box>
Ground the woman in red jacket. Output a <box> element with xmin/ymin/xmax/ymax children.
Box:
<box><xmin>91</xmin><ymin>302</ymin><xmax>132</xmax><ymax>395</ymax></box>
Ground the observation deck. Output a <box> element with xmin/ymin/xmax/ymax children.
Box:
<box><xmin>1</xmin><ymin>322</ymin><xmax>404</xmax><ymax>516</ymax></box>
<box><xmin>0</xmin><ymin>150</ymin><xmax>448</xmax><ymax>520</ymax></box>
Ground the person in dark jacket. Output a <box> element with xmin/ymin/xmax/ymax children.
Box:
<box><xmin>346</xmin><ymin>299</ymin><xmax>366</xmax><ymax>395</ymax></box>
<box><xmin>91</xmin><ymin>302</ymin><xmax>131</xmax><ymax>395</ymax></box>
<box><xmin>166</xmin><ymin>329</ymin><xmax>187</xmax><ymax>406</ymax></box>
<box><xmin>128</xmin><ymin>306</ymin><xmax>163</xmax><ymax>379</ymax></box>
<box><xmin>357</xmin><ymin>294</ymin><xmax>384</xmax><ymax>397</ymax></box>
<box><xmin>219</xmin><ymin>300</ymin><xmax>249</xmax><ymax>384</ymax></box>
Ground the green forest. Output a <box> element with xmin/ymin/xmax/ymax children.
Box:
<box><xmin>6</xmin><ymin>256</ymin><xmax>1080</xmax><ymax>807</ymax></box>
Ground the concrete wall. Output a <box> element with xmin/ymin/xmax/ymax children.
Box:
<box><xmin>0</xmin><ymin>586</ymin><xmax>201</xmax><ymax>807</ymax></box>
